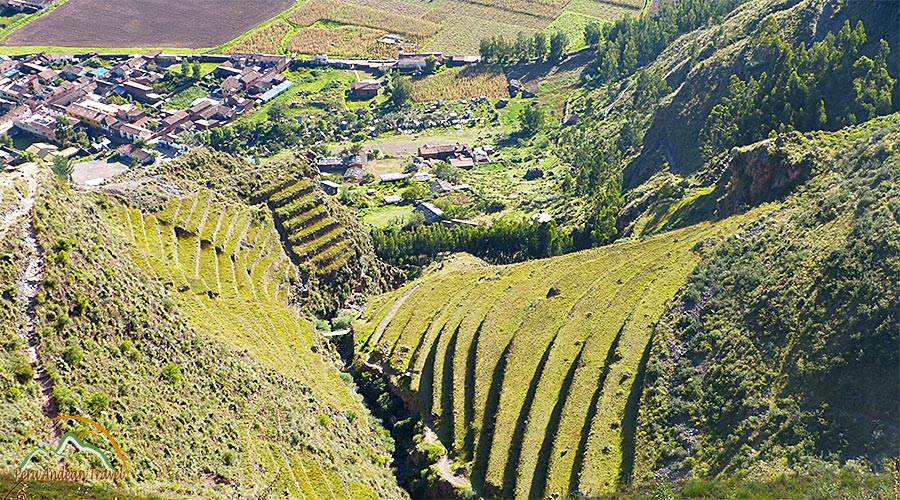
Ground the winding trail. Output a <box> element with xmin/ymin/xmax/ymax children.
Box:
<box><xmin>367</xmin><ymin>282</ymin><xmax>420</xmax><ymax>348</ymax></box>
<box><xmin>4</xmin><ymin>163</ymin><xmax>61</xmax><ymax>440</ymax></box>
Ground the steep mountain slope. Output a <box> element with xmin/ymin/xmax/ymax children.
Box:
<box><xmin>113</xmin><ymin>148</ymin><xmax>401</xmax><ymax>316</ymax></box>
<box><xmin>616</xmin><ymin>0</ymin><xmax>900</xmax><ymax>188</ymax></box>
<box><xmin>0</xmin><ymin>168</ymin><xmax>407</xmax><ymax>498</ymax></box>
<box><xmin>356</xmin><ymin>114</ymin><xmax>900</xmax><ymax>498</ymax></box>
<box><xmin>635</xmin><ymin>114</ymin><xmax>900</xmax><ymax>482</ymax></box>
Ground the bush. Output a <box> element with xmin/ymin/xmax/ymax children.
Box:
<box><xmin>161</xmin><ymin>362</ymin><xmax>182</xmax><ymax>384</ymax></box>
<box><xmin>62</xmin><ymin>345</ymin><xmax>83</xmax><ymax>367</ymax></box>
<box><xmin>12</xmin><ymin>355</ymin><xmax>34</xmax><ymax>384</ymax></box>
<box><xmin>318</xmin><ymin>414</ymin><xmax>331</xmax><ymax>426</ymax></box>
<box><xmin>85</xmin><ymin>391</ymin><xmax>110</xmax><ymax>415</ymax></box>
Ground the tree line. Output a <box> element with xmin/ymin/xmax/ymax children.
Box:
<box><xmin>479</xmin><ymin>31</ymin><xmax>570</xmax><ymax>65</ymax></box>
<box><xmin>373</xmin><ymin>217</ymin><xmax>573</xmax><ymax>267</ymax></box>
<box><xmin>587</xmin><ymin>0</ymin><xmax>745</xmax><ymax>82</ymax></box>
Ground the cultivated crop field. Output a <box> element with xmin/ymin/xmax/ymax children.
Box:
<box><xmin>224</xmin><ymin>0</ymin><xmax>644</xmax><ymax>58</ymax></box>
<box><xmin>356</xmin><ymin>211</ymin><xmax>759</xmax><ymax>498</ymax></box>
<box><xmin>0</xmin><ymin>0</ymin><xmax>295</xmax><ymax>48</ymax></box>
<box><xmin>411</xmin><ymin>65</ymin><xmax>509</xmax><ymax>101</ymax></box>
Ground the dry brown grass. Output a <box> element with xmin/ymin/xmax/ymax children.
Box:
<box><xmin>287</xmin><ymin>26</ymin><xmax>403</xmax><ymax>58</ymax></box>
<box><xmin>224</xmin><ymin>19</ymin><xmax>292</xmax><ymax>54</ymax></box>
<box><xmin>410</xmin><ymin>64</ymin><xmax>509</xmax><ymax>102</ymax></box>
<box><xmin>289</xmin><ymin>0</ymin><xmax>439</xmax><ymax>37</ymax></box>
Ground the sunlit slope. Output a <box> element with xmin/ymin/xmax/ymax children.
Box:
<box><xmin>104</xmin><ymin>190</ymin><xmax>401</xmax><ymax>499</ymax></box>
<box><xmin>357</xmin><ymin>213</ymin><xmax>759</xmax><ymax>498</ymax></box>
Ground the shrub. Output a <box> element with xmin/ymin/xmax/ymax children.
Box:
<box><xmin>161</xmin><ymin>362</ymin><xmax>182</xmax><ymax>384</ymax></box>
<box><xmin>12</xmin><ymin>355</ymin><xmax>34</xmax><ymax>384</ymax></box>
<box><xmin>318</xmin><ymin>414</ymin><xmax>331</xmax><ymax>426</ymax></box>
<box><xmin>85</xmin><ymin>391</ymin><xmax>110</xmax><ymax>415</ymax></box>
<box><xmin>62</xmin><ymin>345</ymin><xmax>83</xmax><ymax>367</ymax></box>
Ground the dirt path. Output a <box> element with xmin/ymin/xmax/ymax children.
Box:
<box><xmin>6</xmin><ymin>163</ymin><xmax>62</xmax><ymax>440</ymax></box>
<box><xmin>423</xmin><ymin>427</ymin><xmax>470</xmax><ymax>489</ymax></box>
<box><xmin>370</xmin><ymin>282</ymin><xmax>420</xmax><ymax>346</ymax></box>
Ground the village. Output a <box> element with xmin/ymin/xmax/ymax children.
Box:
<box><xmin>0</xmin><ymin>47</ymin><xmax>560</xmax><ymax>230</ymax></box>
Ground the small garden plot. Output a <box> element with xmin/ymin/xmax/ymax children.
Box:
<box><xmin>411</xmin><ymin>65</ymin><xmax>509</xmax><ymax>102</ymax></box>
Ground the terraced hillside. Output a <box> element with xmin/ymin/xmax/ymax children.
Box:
<box><xmin>355</xmin><ymin>210</ymin><xmax>759</xmax><ymax>498</ymax></box>
<box><xmin>113</xmin><ymin>148</ymin><xmax>401</xmax><ymax>316</ymax></box>
<box><xmin>263</xmin><ymin>178</ymin><xmax>355</xmax><ymax>277</ymax></box>
<box><xmin>257</xmin><ymin>177</ymin><xmax>401</xmax><ymax>315</ymax></box>
<box><xmin>2</xmin><ymin>173</ymin><xmax>407</xmax><ymax>499</ymax></box>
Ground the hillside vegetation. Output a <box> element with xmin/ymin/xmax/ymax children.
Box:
<box><xmin>356</xmin><ymin>114</ymin><xmax>900</xmax><ymax>498</ymax></box>
<box><xmin>356</xmin><ymin>208</ymin><xmax>762</xmax><ymax>498</ymax></box>
<box><xmin>636</xmin><ymin>115</ymin><xmax>900</xmax><ymax>483</ymax></box>
<box><xmin>0</xmin><ymin>166</ymin><xmax>408</xmax><ymax>498</ymax></box>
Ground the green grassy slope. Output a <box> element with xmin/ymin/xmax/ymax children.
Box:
<box><xmin>635</xmin><ymin>115</ymin><xmax>900</xmax><ymax>483</ymax></box>
<box><xmin>9</xmin><ymin>176</ymin><xmax>406</xmax><ymax>498</ymax></box>
<box><xmin>356</xmin><ymin>208</ymin><xmax>762</xmax><ymax>498</ymax></box>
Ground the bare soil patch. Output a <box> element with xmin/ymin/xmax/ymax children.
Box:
<box><xmin>1</xmin><ymin>0</ymin><xmax>295</xmax><ymax>48</ymax></box>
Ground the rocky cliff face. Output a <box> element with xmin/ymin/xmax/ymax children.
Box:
<box><xmin>719</xmin><ymin>136</ymin><xmax>813</xmax><ymax>213</ymax></box>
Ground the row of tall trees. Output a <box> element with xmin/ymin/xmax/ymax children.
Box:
<box><xmin>480</xmin><ymin>31</ymin><xmax>569</xmax><ymax>65</ymax></box>
<box><xmin>701</xmin><ymin>19</ymin><xmax>897</xmax><ymax>157</ymax></box>
<box><xmin>373</xmin><ymin>217</ymin><xmax>573</xmax><ymax>266</ymax></box>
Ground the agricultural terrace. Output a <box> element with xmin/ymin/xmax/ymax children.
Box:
<box><xmin>223</xmin><ymin>0</ymin><xmax>645</xmax><ymax>58</ymax></box>
<box><xmin>355</xmin><ymin>210</ymin><xmax>761</xmax><ymax>498</ymax></box>
<box><xmin>0</xmin><ymin>0</ymin><xmax>294</xmax><ymax>48</ymax></box>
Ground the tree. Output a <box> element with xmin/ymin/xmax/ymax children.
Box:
<box><xmin>519</xmin><ymin>104</ymin><xmax>546</xmax><ymax>136</ymax></box>
<box><xmin>55</xmin><ymin>116</ymin><xmax>74</xmax><ymax>145</ymax></box>
<box><xmin>52</xmin><ymin>156</ymin><xmax>74</xmax><ymax>183</ymax></box>
<box><xmin>267</xmin><ymin>101</ymin><xmax>287</xmax><ymax>122</ymax></box>
<box><xmin>191</xmin><ymin>60</ymin><xmax>201</xmax><ymax>80</ymax></box>
<box><xmin>424</xmin><ymin>55</ymin><xmax>439</xmax><ymax>74</ymax></box>
<box><xmin>0</xmin><ymin>133</ymin><xmax>11</xmax><ymax>148</ymax></box>
<box><xmin>549</xmin><ymin>31</ymin><xmax>569</xmax><ymax>62</ymax></box>
<box><xmin>433</xmin><ymin>162</ymin><xmax>461</xmax><ymax>183</ymax></box>
<box><xmin>390</xmin><ymin>76</ymin><xmax>413</xmax><ymax>107</ymax></box>
<box><xmin>401</xmin><ymin>183</ymin><xmax>428</xmax><ymax>203</ymax></box>
<box><xmin>584</xmin><ymin>22</ymin><xmax>602</xmax><ymax>47</ymax></box>
<box><xmin>74</xmin><ymin>128</ymin><xmax>90</xmax><ymax>150</ymax></box>
<box><xmin>180</xmin><ymin>62</ymin><xmax>189</xmax><ymax>77</ymax></box>
<box><xmin>532</xmin><ymin>32</ymin><xmax>549</xmax><ymax>62</ymax></box>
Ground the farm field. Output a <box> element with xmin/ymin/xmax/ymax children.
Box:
<box><xmin>0</xmin><ymin>0</ymin><xmax>295</xmax><ymax>48</ymax></box>
<box><xmin>222</xmin><ymin>0</ymin><xmax>644</xmax><ymax>57</ymax></box>
<box><xmin>355</xmin><ymin>208</ymin><xmax>762</xmax><ymax>498</ymax></box>
<box><xmin>410</xmin><ymin>65</ymin><xmax>510</xmax><ymax>102</ymax></box>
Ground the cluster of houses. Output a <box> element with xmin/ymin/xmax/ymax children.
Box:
<box><xmin>0</xmin><ymin>51</ymin><xmax>294</xmax><ymax>164</ymax></box>
<box><xmin>1</xmin><ymin>0</ymin><xmax>53</xmax><ymax>13</ymax></box>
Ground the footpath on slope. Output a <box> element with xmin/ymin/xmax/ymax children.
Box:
<box><xmin>3</xmin><ymin>163</ymin><xmax>61</xmax><ymax>440</ymax></box>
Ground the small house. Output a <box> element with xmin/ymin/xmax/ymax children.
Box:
<box><xmin>379</xmin><ymin>172</ymin><xmax>409</xmax><ymax>183</ymax></box>
<box><xmin>349</xmin><ymin>80</ymin><xmax>381</xmax><ymax>100</ymax></box>
<box><xmin>449</xmin><ymin>156</ymin><xmax>475</xmax><ymax>169</ymax></box>
<box><xmin>116</xmin><ymin>144</ymin><xmax>154</xmax><ymax>165</ymax></box>
<box><xmin>320</xmin><ymin>180</ymin><xmax>340</xmax><ymax>195</ymax></box>
<box><xmin>384</xmin><ymin>195</ymin><xmax>402</xmax><ymax>205</ymax></box>
<box><xmin>415</xmin><ymin>201</ymin><xmax>444</xmax><ymax>224</ymax></box>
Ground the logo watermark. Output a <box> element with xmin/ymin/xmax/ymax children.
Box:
<box><xmin>4</xmin><ymin>415</ymin><xmax>128</xmax><ymax>499</ymax></box>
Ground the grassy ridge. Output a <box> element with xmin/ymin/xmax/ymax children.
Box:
<box><xmin>357</xmin><ymin>209</ymin><xmax>761</xmax><ymax>497</ymax></box>
<box><xmin>13</xmin><ymin>174</ymin><xmax>405</xmax><ymax>498</ymax></box>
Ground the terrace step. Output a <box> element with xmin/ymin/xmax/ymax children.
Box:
<box><xmin>299</xmin><ymin>232</ymin><xmax>344</xmax><ymax>259</ymax></box>
<box><xmin>284</xmin><ymin>209</ymin><xmax>329</xmax><ymax>234</ymax></box>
